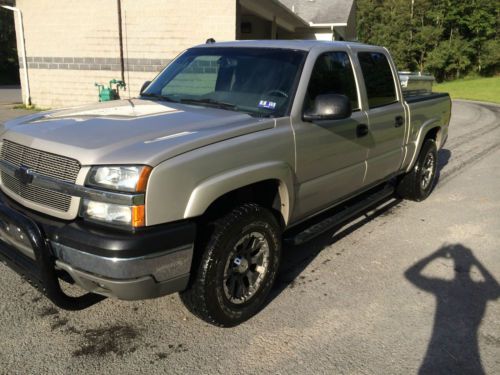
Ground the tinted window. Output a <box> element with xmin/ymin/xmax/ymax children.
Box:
<box><xmin>304</xmin><ymin>52</ymin><xmax>359</xmax><ymax>112</ymax></box>
<box><xmin>163</xmin><ymin>55</ymin><xmax>219</xmax><ymax>97</ymax></box>
<box><xmin>144</xmin><ymin>48</ymin><xmax>307</xmax><ymax>117</ymax></box>
<box><xmin>358</xmin><ymin>52</ymin><xmax>397</xmax><ymax>108</ymax></box>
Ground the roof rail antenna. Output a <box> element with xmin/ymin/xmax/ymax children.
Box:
<box><xmin>206</xmin><ymin>38</ymin><xmax>216</xmax><ymax>44</ymax></box>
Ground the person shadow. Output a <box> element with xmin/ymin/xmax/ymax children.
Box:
<box><xmin>405</xmin><ymin>244</ymin><xmax>500</xmax><ymax>374</ymax></box>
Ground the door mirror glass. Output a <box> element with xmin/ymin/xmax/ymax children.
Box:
<box><xmin>303</xmin><ymin>94</ymin><xmax>352</xmax><ymax>121</ymax></box>
<box><xmin>140</xmin><ymin>81</ymin><xmax>151</xmax><ymax>95</ymax></box>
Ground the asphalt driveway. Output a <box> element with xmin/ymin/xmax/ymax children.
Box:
<box><xmin>0</xmin><ymin>86</ymin><xmax>22</xmax><ymax>105</ymax></box>
<box><xmin>0</xmin><ymin>100</ymin><xmax>499</xmax><ymax>374</ymax></box>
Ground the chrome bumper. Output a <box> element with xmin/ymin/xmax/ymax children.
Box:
<box><xmin>51</xmin><ymin>242</ymin><xmax>193</xmax><ymax>300</ymax></box>
<box><xmin>0</xmin><ymin>188</ymin><xmax>196</xmax><ymax>305</ymax></box>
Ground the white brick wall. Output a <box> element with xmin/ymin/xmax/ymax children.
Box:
<box><xmin>15</xmin><ymin>0</ymin><xmax>237</xmax><ymax>108</ymax></box>
<box><xmin>16</xmin><ymin>0</ymin><xmax>121</xmax><ymax>58</ymax></box>
<box><xmin>122</xmin><ymin>0</ymin><xmax>237</xmax><ymax>60</ymax></box>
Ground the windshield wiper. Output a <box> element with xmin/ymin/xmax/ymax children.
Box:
<box><xmin>179</xmin><ymin>98</ymin><xmax>237</xmax><ymax>111</ymax></box>
<box><xmin>141</xmin><ymin>93</ymin><xmax>178</xmax><ymax>103</ymax></box>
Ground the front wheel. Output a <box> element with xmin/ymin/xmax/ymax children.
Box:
<box><xmin>180</xmin><ymin>203</ymin><xmax>282</xmax><ymax>327</ymax></box>
<box><xmin>396</xmin><ymin>139</ymin><xmax>438</xmax><ymax>201</ymax></box>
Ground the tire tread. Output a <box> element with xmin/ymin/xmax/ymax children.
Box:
<box><xmin>180</xmin><ymin>203</ymin><xmax>280</xmax><ymax>327</ymax></box>
<box><xmin>396</xmin><ymin>139</ymin><xmax>437</xmax><ymax>201</ymax></box>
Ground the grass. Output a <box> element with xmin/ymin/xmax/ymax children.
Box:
<box><xmin>12</xmin><ymin>104</ymin><xmax>48</xmax><ymax>111</ymax></box>
<box><xmin>434</xmin><ymin>76</ymin><xmax>500</xmax><ymax>104</ymax></box>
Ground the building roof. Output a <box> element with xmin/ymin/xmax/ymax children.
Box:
<box><xmin>278</xmin><ymin>0</ymin><xmax>355</xmax><ymax>25</ymax></box>
<box><xmin>240</xmin><ymin>0</ymin><xmax>310</xmax><ymax>32</ymax></box>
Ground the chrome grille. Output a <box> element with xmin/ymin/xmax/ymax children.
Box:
<box><xmin>0</xmin><ymin>140</ymin><xmax>81</xmax><ymax>212</ymax></box>
<box><xmin>1</xmin><ymin>172</ymin><xmax>72</xmax><ymax>211</ymax></box>
<box><xmin>1</xmin><ymin>140</ymin><xmax>80</xmax><ymax>182</ymax></box>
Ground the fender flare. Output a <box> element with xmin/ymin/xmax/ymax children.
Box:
<box><xmin>183</xmin><ymin>161</ymin><xmax>295</xmax><ymax>224</ymax></box>
<box><xmin>406</xmin><ymin>119</ymin><xmax>442</xmax><ymax>172</ymax></box>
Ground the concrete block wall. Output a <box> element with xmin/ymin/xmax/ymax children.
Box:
<box><xmin>14</xmin><ymin>0</ymin><xmax>237</xmax><ymax>108</ymax></box>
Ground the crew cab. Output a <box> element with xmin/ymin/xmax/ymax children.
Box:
<box><xmin>0</xmin><ymin>41</ymin><xmax>451</xmax><ymax>326</ymax></box>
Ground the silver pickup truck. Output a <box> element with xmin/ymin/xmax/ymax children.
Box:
<box><xmin>0</xmin><ymin>40</ymin><xmax>450</xmax><ymax>326</ymax></box>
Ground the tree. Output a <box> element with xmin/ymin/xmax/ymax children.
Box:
<box><xmin>0</xmin><ymin>8</ymin><xmax>20</xmax><ymax>85</ymax></box>
<box><xmin>357</xmin><ymin>0</ymin><xmax>500</xmax><ymax>81</ymax></box>
<box><xmin>481</xmin><ymin>38</ymin><xmax>500</xmax><ymax>75</ymax></box>
<box><xmin>426</xmin><ymin>36</ymin><xmax>474</xmax><ymax>80</ymax></box>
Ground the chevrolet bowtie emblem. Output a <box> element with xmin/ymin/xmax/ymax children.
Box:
<box><xmin>14</xmin><ymin>165</ymin><xmax>34</xmax><ymax>185</ymax></box>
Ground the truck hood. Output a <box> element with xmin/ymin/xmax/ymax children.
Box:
<box><xmin>1</xmin><ymin>99</ymin><xmax>275</xmax><ymax>166</ymax></box>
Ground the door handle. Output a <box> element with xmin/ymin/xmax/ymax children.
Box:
<box><xmin>395</xmin><ymin>116</ymin><xmax>404</xmax><ymax>127</ymax></box>
<box><xmin>356</xmin><ymin>124</ymin><xmax>369</xmax><ymax>137</ymax></box>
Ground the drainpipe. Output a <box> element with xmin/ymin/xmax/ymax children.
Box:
<box><xmin>2</xmin><ymin>5</ymin><xmax>31</xmax><ymax>106</ymax></box>
<box><xmin>116</xmin><ymin>0</ymin><xmax>126</xmax><ymax>87</ymax></box>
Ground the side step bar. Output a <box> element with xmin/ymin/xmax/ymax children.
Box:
<box><xmin>285</xmin><ymin>184</ymin><xmax>395</xmax><ymax>246</ymax></box>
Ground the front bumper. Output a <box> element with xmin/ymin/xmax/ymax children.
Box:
<box><xmin>0</xmin><ymin>191</ymin><xmax>196</xmax><ymax>306</ymax></box>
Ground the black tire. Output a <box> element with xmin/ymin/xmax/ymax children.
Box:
<box><xmin>180</xmin><ymin>203</ymin><xmax>282</xmax><ymax>327</ymax></box>
<box><xmin>396</xmin><ymin>139</ymin><xmax>438</xmax><ymax>201</ymax></box>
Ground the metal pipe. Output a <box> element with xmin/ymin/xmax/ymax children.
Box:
<box><xmin>2</xmin><ymin>5</ymin><xmax>31</xmax><ymax>106</ymax></box>
<box><xmin>116</xmin><ymin>0</ymin><xmax>126</xmax><ymax>87</ymax></box>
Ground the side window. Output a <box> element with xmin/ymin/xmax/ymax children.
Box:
<box><xmin>358</xmin><ymin>52</ymin><xmax>397</xmax><ymax>108</ymax></box>
<box><xmin>304</xmin><ymin>51</ymin><xmax>359</xmax><ymax>113</ymax></box>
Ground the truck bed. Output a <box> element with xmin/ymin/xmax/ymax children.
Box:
<box><xmin>402</xmin><ymin>92</ymin><xmax>451</xmax><ymax>172</ymax></box>
<box><xmin>404</xmin><ymin>92</ymin><xmax>450</xmax><ymax>104</ymax></box>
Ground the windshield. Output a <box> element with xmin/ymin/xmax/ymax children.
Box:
<box><xmin>142</xmin><ymin>47</ymin><xmax>307</xmax><ymax>117</ymax></box>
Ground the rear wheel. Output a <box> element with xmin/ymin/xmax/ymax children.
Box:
<box><xmin>180</xmin><ymin>203</ymin><xmax>281</xmax><ymax>327</ymax></box>
<box><xmin>396</xmin><ymin>139</ymin><xmax>438</xmax><ymax>201</ymax></box>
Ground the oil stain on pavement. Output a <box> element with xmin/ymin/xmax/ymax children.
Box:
<box><xmin>71</xmin><ymin>324</ymin><xmax>141</xmax><ymax>357</ymax></box>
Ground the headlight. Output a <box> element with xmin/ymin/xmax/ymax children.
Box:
<box><xmin>84</xmin><ymin>165</ymin><xmax>151</xmax><ymax>228</ymax></box>
<box><xmin>87</xmin><ymin>165</ymin><xmax>152</xmax><ymax>192</ymax></box>
<box><xmin>82</xmin><ymin>200</ymin><xmax>145</xmax><ymax>228</ymax></box>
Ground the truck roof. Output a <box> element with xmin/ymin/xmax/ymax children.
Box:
<box><xmin>193</xmin><ymin>40</ymin><xmax>376</xmax><ymax>51</ymax></box>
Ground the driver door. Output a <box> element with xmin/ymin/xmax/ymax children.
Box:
<box><xmin>292</xmin><ymin>51</ymin><xmax>370</xmax><ymax>221</ymax></box>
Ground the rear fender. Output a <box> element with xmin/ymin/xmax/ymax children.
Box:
<box><xmin>405</xmin><ymin>120</ymin><xmax>441</xmax><ymax>172</ymax></box>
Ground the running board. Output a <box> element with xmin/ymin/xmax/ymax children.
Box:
<box><xmin>285</xmin><ymin>185</ymin><xmax>395</xmax><ymax>246</ymax></box>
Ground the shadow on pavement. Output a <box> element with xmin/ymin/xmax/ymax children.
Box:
<box><xmin>405</xmin><ymin>244</ymin><xmax>500</xmax><ymax>374</ymax></box>
<box><xmin>268</xmin><ymin>148</ymin><xmax>451</xmax><ymax>306</ymax></box>
<box><xmin>435</xmin><ymin>148</ymin><xmax>452</xmax><ymax>184</ymax></box>
<box><xmin>270</xmin><ymin>196</ymin><xmax>402</xmax><ymax>299</ymax></box>
<box><xmin>437</xmin><ymin>148</ymin><xmax>451</xmax><ymax>172</ymax></box>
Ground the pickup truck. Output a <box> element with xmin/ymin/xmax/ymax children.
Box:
<box><xmin>0</xmin><ymin>40</ymin><xmax>451</xmax><ymax>327</ymax></box>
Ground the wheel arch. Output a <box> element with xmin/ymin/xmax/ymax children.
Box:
<box><xmin>184</xmin><ymin>162</ymin><xmax>295</xmax><ymax>226</ymax></box>
<box><xmin>406</xmin><ymin>121</ymin><xmax>442</xmax><ymax>172</ymax></box>
<box><xmin>423</xmin><ymin>126</ymin><xmax>442</xmax><ymax>145</ymax></box>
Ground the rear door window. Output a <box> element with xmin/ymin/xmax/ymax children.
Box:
<box><xmin>304</xmin><ymin>51</ymin><xmax>359</xmax><ymax>112</ymax></box>
<box><xmin>358</xmin><ymin>52</ymin><xmax>397</xmax><ymax>108</ymax></box>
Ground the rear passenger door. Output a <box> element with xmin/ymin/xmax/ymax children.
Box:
<box><xmin>357</xmin><ymin>52</ymin><xmax>405</xmax><ymax>186</ymax></box>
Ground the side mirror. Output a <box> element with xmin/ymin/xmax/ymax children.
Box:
<box><xmin>303</xmin><ymin>94</ymin><xmax>352</xmax><ymax>122</ymax></box>
<box><xmin>140</xmin><ymin>81</ymin><xmax>151</xmax><ymax>95</ymax></box>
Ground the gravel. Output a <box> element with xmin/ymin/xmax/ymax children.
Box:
<box><xmin>0</xmin><ymin>100</ymin><xmax>499</xmax><ymax>374</ymax></box>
